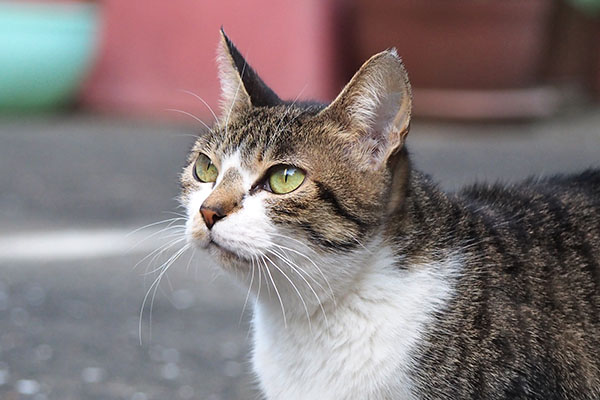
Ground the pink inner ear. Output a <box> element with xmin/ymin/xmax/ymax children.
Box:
<box><xmin>349</xmin><ymin>84</ymin><xmax>411</xmax><ymax>165</ymax></box>
<box><xmin>321</xmin><ymin>50</ymin><xmax>412</xmax><ymax>166</ymax></box>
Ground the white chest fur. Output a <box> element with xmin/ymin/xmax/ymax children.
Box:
<box><xmin>252</xmin><ymin>254</ymin><xmax>459</xmax><ymax>400</ymax></box>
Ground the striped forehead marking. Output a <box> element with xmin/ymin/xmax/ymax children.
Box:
<box><xmin>216</xmin><ymin>150</ymin><xmax>256</xmax><ymax>190</ymax></box>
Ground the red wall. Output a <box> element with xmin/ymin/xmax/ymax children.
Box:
<box><xmin>82</xmin><ymin>0</ymin><xmax>345</xmax><ymax>120</ymax></box>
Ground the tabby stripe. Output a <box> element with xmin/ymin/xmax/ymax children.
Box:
<box><xmin>297</xmin><ymin>222</ymin><xmax>358</xmax><ymax>250</ymax></box>
<box><xmin>487</xmin><ymin>189</ymin><xmax>568</xmax><ymax>393</ymax></box>
<box><xmin>544</xmin><ymin>194</ymin><xmax>599</xmax><ymax>325</ymax></box>
<box><xmin>314</xmin><ymin>181</ymin><xmax>367</xmax><ymax>230</ymax></box>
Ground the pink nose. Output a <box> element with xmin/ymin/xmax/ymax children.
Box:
<box><xmin>200</xmin><ymin>206</ymin><xmax>225</xmax><ymax>229</ymax></box>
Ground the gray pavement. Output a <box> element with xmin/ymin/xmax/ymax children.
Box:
<box><xmin>0</xmin><ymin>110</ymin><xmax>599</xmax><ymax>400</ymax></box>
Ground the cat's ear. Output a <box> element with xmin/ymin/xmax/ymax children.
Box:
<box><xmin>320</xmin><ymin>49</ymin><xmax>412</xmax><ymax>167</ymax></box>
<box><xmin>216</xmin><ymin>29</ymin><xmax>281</xmax><ymax>117</ymax></box>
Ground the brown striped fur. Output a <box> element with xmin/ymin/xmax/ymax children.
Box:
<box><xmin>180</xmin><ymin>31</ymin><xmax>600</xmax><ymax>399</ymax></box>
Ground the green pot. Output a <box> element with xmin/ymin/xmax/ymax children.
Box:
<box><xmin>0</xmin><ymin>1</ymin><xmax>99</xmax><ymax>111</ymax></box>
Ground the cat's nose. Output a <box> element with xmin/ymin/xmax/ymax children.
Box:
<box><xmin>200</xmin><ymin>206</ymin><xmax>225</xmax><ymax>230</ymax></box>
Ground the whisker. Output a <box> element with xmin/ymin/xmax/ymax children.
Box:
<box><xmin>268</xmin><ymin>247</ymin><xmax>329</xmax><ymax>329</ymax></box>
<box><xmin>246</xmin><ymin>255</ymin><xmax>260</xmax><ymax>341</ymax></box>
<box><xmin>278</xmin><ymin>110</ymin><xmax>304</xmax><ymax>137</ymax></box>
<box><xmin>162</xmin><ymin>210</ymin><xmax>188</xmax><ymax>218</ymax></box>
<box><xmin>166</xmin><ymin>108</ymin><xmax>212</xmax><ymax>132</ymax></box>
<box><xmin>268</xmin><ymin>232</ymin><xmax>319</xmax><ymax>253</ymax></box>
<box><xmin>255</xmin><ymin>255</ymin><xmax>262</xmax><ymax>307</ymax></box>
<box><xmin>263</xmin><ymin>253</ymin><xmax>312</xmax><ymax>332</ymax></box>
<box><xmin>269</xmin><ymin>246</ymin><xmax>327</xmax><ymax>294</ymax></box>
<box><xmin>131</xmin><ymin>223</ymin><xmax>186</xmax><ymax>249</ymax></box>
<box><xmin>346</xmin><ymin>232</ymin><xmax>372</xmax><ymax>254</ymax></box>
<box><xmin>172</xmin><ymin>133</ymin><xmax>203</xmax><ymax>139</ymax></box>
<box><xmin>274</xmin><ymin>85</ymin><xmax>307</xmax><ymax>135</ymax></box>
<box><xmin>260</xmin><ymin>255</ymin><xmax>287</xmax><ymax>328</ymax></box>
<box><xmin>239</xmin><ymin>255</ymin><xmax>256</xmax><ymax>326</ymax></box>
<box><xmin>127</xmin><ymin>217</ymin><xmax>184</xmax><ymax>237</ymax></box>
<box><xmin>139</xmin><ymin>243</ymin><xmax>190</xmax><ymax>345</ymax></box>
<box><xmin>224</xmin><ymin>57</ymin><xmax>247</xmax><ymax>136</ymax></box>
<box><xmin>135</xmin><ymin>236</ymin><xmax>186</xmax><ymax>272</ymax></box>
<box><xmin>185</xmin><ymin>247</ymin><xmax>197</xmax><ymax>273</ymax></box>
<box><xmin>269</xmin><ymin>242</ymin><xmax>336</xmax><ymax>306</ymax></box>
<box><xmin>179</xmin><ymin>89</ymin><xmax>219</xmax><ymax>126</ymax></box>
<box><xmin>147</xmin><ymin>244</ymin><xmax>190</xmax><ymax>341</ymax></box>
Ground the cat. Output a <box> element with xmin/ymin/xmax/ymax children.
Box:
<box><xmin>180</xmin><ymin>29</ymin><xmax>600</xmax><ymax>399</ymax></box>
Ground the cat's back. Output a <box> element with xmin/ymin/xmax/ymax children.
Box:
<box><xmin>457</xmin><ymin>169</ymin><xmax>600</xmax><ymax>243</ymax></box>
<box><xmin>454</xmin><ymin>168</ymin><xmax>600</xmax><ymax>327</ymax></box>
<box><xmin>416</xmin><ymin>170</ymin><xmax>600</xmax><ymax>399</ymax></box>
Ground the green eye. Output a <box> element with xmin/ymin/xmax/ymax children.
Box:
<box><xmin>193</xmin><ymin>153</ymin><xmax>218</xmax><ymax>183</ymax></box>
<box><xmin>268</xmin><ymin>165</ymin><xmax>305</xmax><ymax>194</ymax></box>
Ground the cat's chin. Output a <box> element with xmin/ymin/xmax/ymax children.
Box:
<box><xmin>186</xmin><ymin>230</ymin><xmax>250</xmax><ymax>266</ymax></box>
<box><xmin>207</xmin><ymin>240</ymin><xmax>252</xmax><ymax>268</ymax></box>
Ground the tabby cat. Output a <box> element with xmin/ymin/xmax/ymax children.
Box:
<box><xmin>180</xmin><ymin>30</ymin><xmax>600</xmax><ymax>399</ymax></box>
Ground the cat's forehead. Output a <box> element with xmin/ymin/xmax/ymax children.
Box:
<box><xmin>196</xmin><ymin>104</ymin><xmax>324</xmax><ymax>165</ymax></box>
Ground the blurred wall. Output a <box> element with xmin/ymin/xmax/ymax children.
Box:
<box><xmin>81</xmin><ymin>0</ymin><xmax>346</xmax><ymax>120</ymax></box>
<box><xmin>80</xmin><ymin>0</ymin><xmax>600</xmax><ymax>121</ymax></box>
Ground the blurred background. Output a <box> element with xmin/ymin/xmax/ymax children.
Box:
<box><xmin>0</xmin><ymin>0</ymin><xmax>599</xmax><ymax>399</ymax></box>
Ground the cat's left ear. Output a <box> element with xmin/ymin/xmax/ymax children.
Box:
<box><xmin>216</xmin><ymin>29</ymin><xmax>281</xmax><ymax>118</ymax></box>
<box><xmin>320</xmin><ymin>49</ymin><xmax>412</xmax><ymax>167</ymax></box>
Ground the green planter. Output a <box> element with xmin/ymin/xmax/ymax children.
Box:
<box><xmin>0</xmin><ymin>1</ymin><xmax>99</xmax><ymax>111</ymax></box>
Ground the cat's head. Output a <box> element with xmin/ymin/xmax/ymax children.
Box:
<box><xmin>181</xmin><ymin>30</ymin><xmax>412</xmax><ymax>308</ymax></box>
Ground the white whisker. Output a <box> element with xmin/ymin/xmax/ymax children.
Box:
<box><xmin>239</xmin><ymin>255</ymin><xmax>256</xmax><ymax>326</ymax></box>
<box><xmin>185</xmin><ymin>247</ymin><xmax>197</xmax><ymax>273</ymax></box>
<box><xmin>139</xmin><ymin>243</ymin><xmax>190</xmax><ymax>345</ymax></box>
<box><xmin>224</xmin><ymin>58</ymin><xmax>247</xmax><ymax>136</ymax></box>
<box><xmin>268</xmin><ymin>246</ymin><xmax>327</xmax><ymax>294</ymax></box>
<box><xmin>134</xmin><ymin>236</ymin><xmax>186</xmax><ymax>272</ymax></box>
<box><xmin>268</xmin><ymin>239</ymin><xmax>336</xmax><ymax>306</ymax></box>
<box><xmin>127</xmin><ymin>217</ymin><xmax>184</xmax><ymax>237</ymax></box>
<box><xmin>179</xmin><ymin>89</ymin><xmax>219</xmax><ymax>126</ymax></box>
<box><xmin>255</xmin><ymin>255</ymin><xmax>262</xmax><ymax>308</ymax></box>
<box><xmin>274</xmin><ymin>85</ymin><xmax>307</xmax><ymax>135</ymax></box>
<box><xmin>263</xmin><ymin>253</ymin><xmax>312</xmax><ymax>331</ymax></box>
<box><xmin>268</xmin><ymin>247</ymin><xmax>329</xmax><ymax>329</ymax></box>
<box><xmin>166</xmin><ymin>108</ymin><xmax>212</xmax><ymax>132</ymax></box>
<box><xmin>260</xmin><ymin>255</ymin><xmax>287</xmax><ymax>328</ymax></box>
<box><xmin>132</xmin><ymin>223</ymin><xmax>186</xmax><ymax>249</ymax></box>
<box><xmin>162</xmin><ymin>210</ymin><xmax>188</xmax><ymax>218</ymax></box>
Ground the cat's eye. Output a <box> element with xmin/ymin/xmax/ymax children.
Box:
<box><xmin>267</xmin><ymin>165</ymin><xmax>305</xmax><ymax>194</ymax></box>
<box><xmin>193</xmin><ymin>153</ymin><xmax>218</xmax><ymax>183</ymax></box>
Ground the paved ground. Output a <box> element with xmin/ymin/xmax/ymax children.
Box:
<box><xmin>0</xmin><ymin>110</ymin><xmax>599</xmax><ymax>400</ymax></box>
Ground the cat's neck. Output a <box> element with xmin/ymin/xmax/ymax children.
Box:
<box><xmin>252</xmin><ymin>237</ymin><xmax>460</xmax><ymax>399</ymax></box>
<box><xmin>388</xmin><ymin>168</ymin><xmax>464</xmax><ymax>263</ymax></box>
<box><xmin>252</xmin><ymin>167</ymin><xmax>463</xmax><ymax>323</ymax></box>
<box><xmin>251</xmin><ymin>169</ymin><xmax>463</xmax><ymax>398</ymax></box>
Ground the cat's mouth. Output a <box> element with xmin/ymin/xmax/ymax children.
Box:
<box><xmin>208</xmin><ymin>239</ymin><xmax>252</xmax><ymax>264</ymax></box>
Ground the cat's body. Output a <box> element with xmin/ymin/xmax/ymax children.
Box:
<box><xmin>252</xmin><ymin>170</ymin><xmax>600</xmax><ymax>400</ymax></box>
<box><xmin>416</xmin><ymin>171</ymin><xmax>600</xmax><ymax>400</ymax></box>
<box><xmin>181</xmin><ymin>31</ymin><xmax>600</xmax><ymax>399</ymax></box>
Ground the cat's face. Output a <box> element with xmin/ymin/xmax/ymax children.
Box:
<box><xmin>182</xmin><ymin>105</ymin><xmax>379</xmax><ymax>267</ymax></box>
<box><xmin>181</xmin><ymin>31</ymin><xmax>412</xmax><ymax>307</ymax></box>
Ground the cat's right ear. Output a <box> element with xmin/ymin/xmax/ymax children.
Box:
<box><xmin>320</xmin><ymin>49</ymin><xmax>412</xmax><ymax>168</ymax></box>
<box><xmin>216</xmin><ymin>29</ymin><xmax>281</xmax><ymax>118</ymax></box>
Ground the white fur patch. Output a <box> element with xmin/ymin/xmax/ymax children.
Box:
<box><xmin>185</xmin><ymin>151</ymin><xmax>267</xmax><ymax>258</ymax></box>
<box><xmin>211</xmin><ymin>191</ymin><xmax>274</xmax><ymax>259</ymax></box>
<box><xmin>252</xmin><ymin>250</ymin><xmax>460</xmax><ymax>400</ymax></box>
<box><xmin>216</xmin><ymin>150</ymin><xmax>254</xmax><ymax>189</ymax></box>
